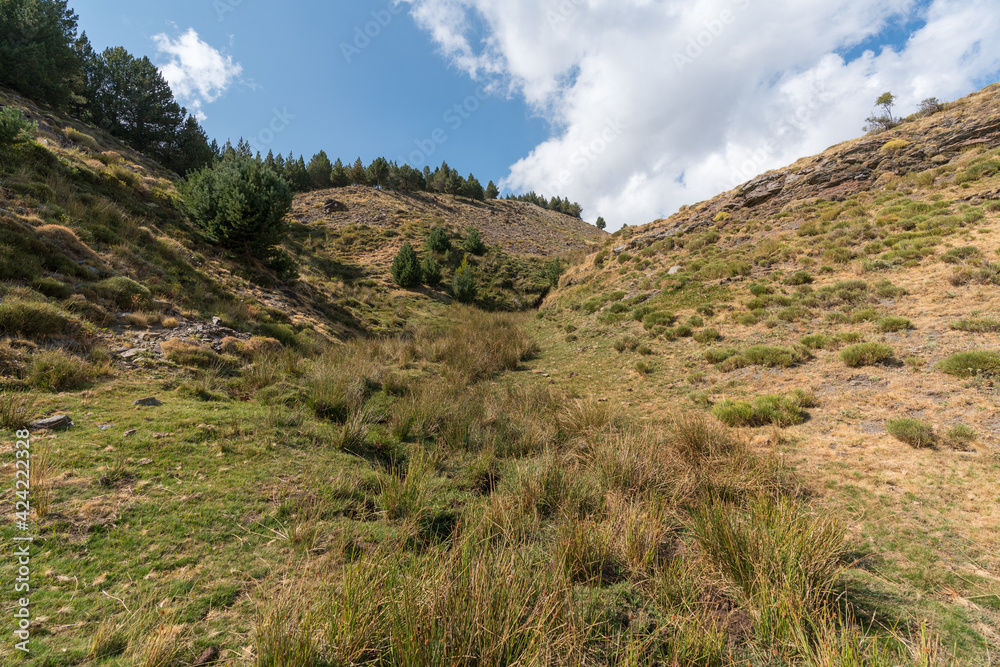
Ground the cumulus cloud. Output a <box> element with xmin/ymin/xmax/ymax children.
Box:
<box><xmin>401</xmin><ymin>0</ymin><xmax>1000</xmax><ymax>227</ymax></box>
<box><xmin>152</xmin><ymin>28</ymin><xmax>243</xmax><ymax>120</ymax></box>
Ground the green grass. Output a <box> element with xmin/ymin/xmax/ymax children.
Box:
<box><xmin>840</xmin><ymin>343</ymin><xmax>894</xmax><ymax>367</ymax></box>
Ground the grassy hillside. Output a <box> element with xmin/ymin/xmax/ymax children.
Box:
<box><xmin>532</xmin><ymin>82</ymin><xmax>1000</xmax><ymax>660</ymax></box>
<box><xmin>1</xmin><ymin>81</ymin><xmax>999</xmax><ymax>666</ymax></box>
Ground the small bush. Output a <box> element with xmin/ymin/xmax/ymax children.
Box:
<box><xmin>886</xmin><ymin>418</ymin><xmax>937</xmax><ymax>448</ymax></box>
<box><xmin>876</xmin><ymin>316</ymin><xmax>913</xmax><ymax>332</ymax></box>
<box><xmin>742</xmin><ymin>345</ymin><xmax>803</xmax><ymax>367</ymax></box>
<box><xmin>712</xmin><ymin>393</ymin><xmax>809</xmax><ymax>427</ymax></box>
<box><xmin>785</xmin><ymin>271</ymin><xmax>813</xmax><ymax>285</ymax></box>
<box><xmin>840</xmin><ymin>343</ymin><xmax>893</xmax><ymax>367</ymax></box>
<box><xmin>937</xmin><ymin>351</ymin><xmax>1000</xmax><ymax>377</ymax></box>
<box><xmin>945</xmin><ymin>424</ymin><xmax>976</xmax><ymax>449</ymax></box>
<box><xmin>33</xmin><ymin>278</ymin><xmax>72</xmax><ymax>300</ymax></box>
<box><xmin>0</xmin><ymin>299</ymin><xmax>72</xmax><ymax>337</ymax></box>
<box><xmin>28</xmin><ymin>350</ymin><xmax>95</xmax><ymax>391</ymax></box>
<box><xmin>941</xmin><ymin>246</ymin><xmax>981</xmax><ymax>264</ymax></box>
<box><xmin>92</xmin><ymin>277</ymin><xmax>151</xmax><ymax>310</ymax></box>
<box><xmin>704</xmin><ymin>348</ymin><xmax>738</xmax><ymax>364</ymax></box>
<box><xmin>693</xmin><ymin>328</ymin><xmax>721</xmax><ymax>344</ymax></box>
<box><xmin>642</xmin><ymin>311</ymin><xmax>675</xmax><ymax>330</ymax></box>
<box><xmin>0</xmin><ymin>107</ymin><xmax>36</xmax><ymax>145</ymax></box>
<box><xmin>162</xmin><ymin>339</ymin><xmax>221</xmax><ymax>368</ymax></box>
<box><xmin>951</xmin><ymin>318</ymin><xmax>1000</xmax><ymax>333</ymax></box>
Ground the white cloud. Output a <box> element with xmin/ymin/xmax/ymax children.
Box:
<box><xmin>152</xmin><ymin>28</ymin><xmax>243</xmax><ymax>120</ymax></box>
<box><xmin>401</xmin><ymin>0</ymin><xmax>1000</xmax><ymax>228</ymax></box>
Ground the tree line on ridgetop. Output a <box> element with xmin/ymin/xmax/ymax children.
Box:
<box><xmin>0</xmin><ymin>0</ymin><xmax>584</xmax><ymax>220</ymax></box>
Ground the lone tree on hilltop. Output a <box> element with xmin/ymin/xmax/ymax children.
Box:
<box><xmin>864</xmin><ymin>91</ymin><xmax>899</xmax><ymax>134</ymax></box>
<box><xmin>596</xmin><ymin>216</ymin><xmax>607</xmax><ymax>230</ymax></box>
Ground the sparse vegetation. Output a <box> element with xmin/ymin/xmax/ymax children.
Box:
<box><xmin>886</xmin><ymin>418</ymin><xmax>937</xmax><ymax>448</ymax></box>
<box><xmin>840</xmin><ymin>342</ymin><xmax>894</xmax><ymax>367</ymax></box>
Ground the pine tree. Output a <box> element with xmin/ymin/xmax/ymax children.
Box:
<box><xmin>463</xmin><ymin>227</ymin><xmax>486</xmax><ymax>255</ymax></box>
<box><xmin>167</xmin><ymin>115</ymin><xmax>214</xmax><ymax>175</ymax></box>
<box><xmin>0</xmin><ymin>0</ymin><xmax>82</xmax><ymax>109</ymax></box>
<box><xmin>452</xmin><ymin>258</ymin><xmax>477</xmax><ymax>303</ymax></box>
<box><xmin>390</xmin><ymin>242</ymin><xmax>422</xmax><ymax>287</ymax></box>
<box><xmin>307</xmin><ymin>150</ymin><xmax>333</xmax><ymax>190</ymax></box>
<box><xmin>330</xmin><ymin>158</ymin><xmax>350</xmax><ymax>187</ymax></box>
<box><xmin>349</xmin><ymin>157</ymin><xmax>368</xmax><ymax>185</ymax></box>
<box><xmin>486</xmin><ymin>180</ymin><xmax>499</xmax><ymax>199</ymax></box>
<box><xmin>461</xmin><ymin>174</ymin><xmax>485</xmax><ymax>200</ymax></box>
<box><xmin>421</xmin><ymin>255</ymin><xmax>441</xmax><ymax>286</ymax></box>
<box><xmin>366</xmin><ymin>156</ymin><xmax>390</xmax><ymax>188</ymax></box>
<box><xmin>183</xmin><ymin>155</ymin><xmax>292</xmax><ymax>259</ymax></box>
<box><xmin>596</xmin><ymin>216</ymin><xmax>607</xmax><ymax>230</ymax></box>
<box><xmin>426</xmin><ymin>227</ymin><xmax>451</xmax><ymax>253</ymax></box>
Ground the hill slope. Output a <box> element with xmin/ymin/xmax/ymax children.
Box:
<box><xmin>528</xmin><ymin>83</ymin><xmax>1000</xmax><ymax>656</ymax></box>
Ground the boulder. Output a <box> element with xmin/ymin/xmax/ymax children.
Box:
<box><xmin>28</xmin><ymin>415</ymin><xmax>73</xmax><ymax>431</ymax></box>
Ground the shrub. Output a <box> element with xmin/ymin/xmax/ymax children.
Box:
<box><xmin>631</xmin><ymin>305</ymin><xmax>655</xmax><ymax>322</ymax></box>
<box><xmin>941</xmin><ymin>246</ymin><xmax>981</xmax><ymax>264</ymax></box>
<box><xmin>876</xmin><ymin>316</ymin><xmax>913</xmax><ymax>332</ymax></box>
<box><xmin>462</xmin><ymin>227</ymin><xmax>486</xmax><ymax>255</ymax></box>
<box><xmin>946</xmin><ymin>424</ymin><xmax>976</xmax><ymax>449</ymax></box>
<box><xmin>693</xmin><ymin>328</ymin><xmax>721</xmax><ymax>344</ymax></box>
<box><xmin>184</xmin><ymin>155</ymin><xmax>292</xmax><ymax>259</ymax></box>
<box><xmin>452</xmin><ymin>258</ymin><xmax>477</xmax><ymax>303</ymax></box>
<box><xmin>161</xmin><ymin>339</ymin><xmax>221</xmax><ymax>368</ymax></box>
<box><xmin>886</xmin><ymin>418</ymin><xmax>936</xmax><ymax>448</ymax></box>
<box><xmin>642</xmin><ymin>311</ymin><xmax>675</xmax><ymax>330</ymax></box>
<box><xmin>33</xmin><ymin>277</ymin><xmax>72</xmax><ymax>300</ymax></box>
<box><xmin>0</xmin><ymin>107</ymin><xmax>36</xmax><ymax>146</ymax></box>
<box><xmin>0</xmin><ymin>299</ymin><xmax>72</xmax><ymax>337</ymax></box>
<box><xmin>426</xmin><ymin>226</ymin><xmax>451</xmax><ymax>253</ymax></box>
<box><xmin>420</xmin><ymin>255</ymin><xmax>442</xmax><ymax>286</ymax></box>
<box><xmin>873</xmin><ymin>279</ymin><xmax>906</xmax><ymax>298</ymax></box>
<box><xmin>712</xmin><ymin>394</ymin><xmax>809</xmax><ymax>427</ymax></box>
<box><xmin>704</xmin><ymin>348</ymin><xmax>738</xmax><ymax>364</ymax></box>
<box><xmin>937</xmin><ymin>351</ymin><xmax>1000</xmax><ymax>377</ymax></box>
<box><xmin>840</xmin><ymin>343</ymin><xmax>893</xmax><ymax>367</ymax></box>
<box><xmin>390</xmin><ymin>242</ymin><xmax>422</xmax><ymax>288</ymax></box>
<box><xmin>785</xmin><ymin>270</ymin><xmax>813</xmax><ymax>285</ymax></box>
<box><xmin>951</xmin><ymin>318</ymin><xmax>1000</xmax><ymax>333</ymax></box>
<box><xmin>28</xmin><ymin>350</ymin><xmax>95</xmax><ymax>391</ymax></box>
<box><xmin>742</xmin><ymin>345</ymin><xmax>803</xmax><ymax>367</ymax></box>
<box><xmin>92</xmin><ymin>276</ymin><xmax>151</xmax><ymax>310</ymax></box>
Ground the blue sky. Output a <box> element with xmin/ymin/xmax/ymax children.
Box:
<box><xmin>71</xmin><ymin>0</ymin><xmax>1000</xmax><ymax>229</ymax></box>
<box><xmin>72</xmin><ymin>0</ymin><xmax>547</xmax><ymax>187</ymax></box>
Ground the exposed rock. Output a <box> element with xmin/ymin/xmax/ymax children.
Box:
<box><xmin>133</xmin><ymin>397</ymin><xmax>162</xmax><ymax>407</ymax></box>
<box><xmin>668</xmin><ymin>266</ymin><xmax>682</xmax><ymax>275</ymax></box>
<box><xmin>323</xmin><ymin>198</ymin><xmax>348</xmax><ymax>213</ymax></box>
<box><xmin>28</xmin><ymin>415</ymin><xmax>73</xmax><ymax>431</ymax></box>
